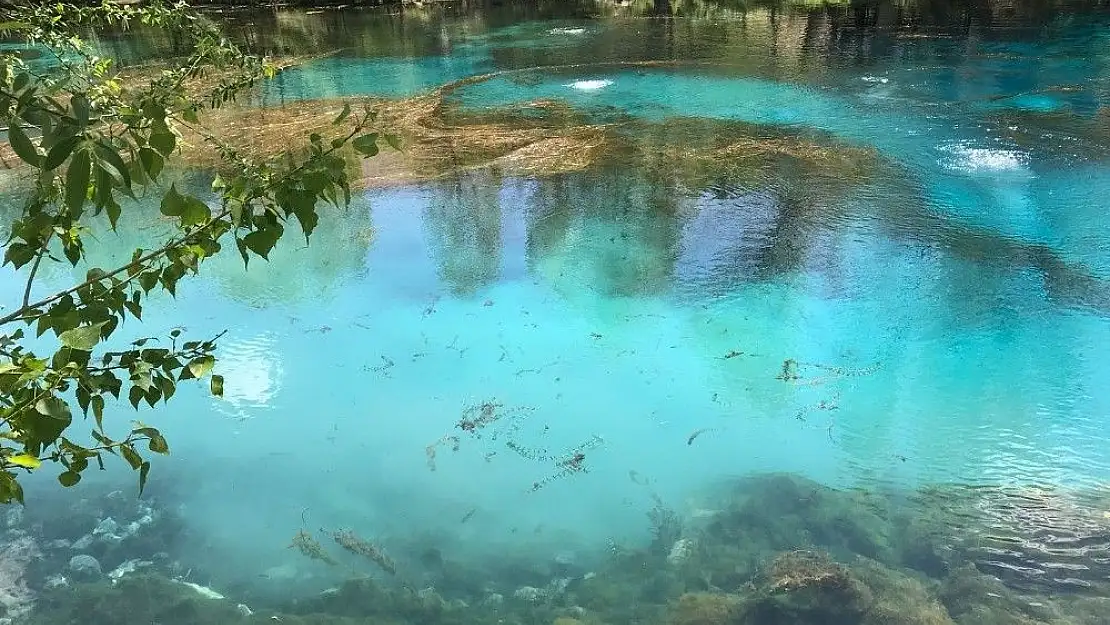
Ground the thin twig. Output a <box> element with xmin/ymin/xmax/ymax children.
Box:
<box><xmin>21</xmin><ymin>231</ymin><xmax>53</xmax><ymax>309</ymax></box>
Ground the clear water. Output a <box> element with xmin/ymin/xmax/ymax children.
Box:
<box><xmin>5</xmin><ymin>0</ymin><xmax>1110</xmax><ymax>618</ymax></box>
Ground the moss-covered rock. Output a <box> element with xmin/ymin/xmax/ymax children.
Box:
<box><xmin>668</xmin><ymin>592</ymin><xmax>743</xmax><ymax>625</ymax></box>
<box><xmin>740</xmin><ymin>550</ymin><xmax>872</xmax><ymax>625</ymax></box>
<box><xmin>853</xmin><ymin>557</ymin><xmax>954</xmax><ymax>625</ymax></box>
<box><xmin>697</xmin><ymin>474</ymin><xmax>893</xmax><ymax>574</ymax></box>
<box><xmin>26</xmin><ymin>574</ymin><xmax>253</xmax><ymax>625</ymax></box>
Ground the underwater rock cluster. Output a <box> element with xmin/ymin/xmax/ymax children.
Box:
<box><xmin>0</xmin><ymin>485</ymin><xmax>186</xmax><ymax>621</ymax></box>
<box><xmin>8</xmin><ymin>473</ymin><xmax>1110</xmax><ymax>625</ymax></box>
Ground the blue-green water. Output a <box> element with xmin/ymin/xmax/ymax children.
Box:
<box><xmin>6</xmin><ymin>1</ymin><xmax>1110</xmax><ymax>620</ymax></box>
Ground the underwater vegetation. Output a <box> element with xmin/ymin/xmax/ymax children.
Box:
<box><xmin>7</xmin><ymin>473</ymin><xmax>1110</xmax><ymax>624</ymax></box>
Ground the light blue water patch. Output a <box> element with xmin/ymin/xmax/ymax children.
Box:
<box><xmin>8</xmin><ymin>170</ymin><xmax>1109</xmax><ymax>586</ymax></box>
<box><xmin>979</xmin><ymin>93</ymin><xmax>1071</xmax><ymax>114</ymax></box>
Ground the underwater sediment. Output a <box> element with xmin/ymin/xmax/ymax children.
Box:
<box><xmin>5</xmin><ymin>472</ymin><xmax>1110</xmax><ymax>625</ymax></box>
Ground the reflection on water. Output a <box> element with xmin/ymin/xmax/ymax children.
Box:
<box><xmin>424</xmin><ymin>174</ymin><xmax>504</xmax><ymax>295</ymax></box>
<box><xmin>5</xmin><ymin>0</ymin><xmax>1110</xmax><ymax>623</ymax></box>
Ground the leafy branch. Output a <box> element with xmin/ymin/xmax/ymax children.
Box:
<box><xmin>0</xmin><ymin>1</ymin><xmax>391</xmax><ymax>503</ymax></box>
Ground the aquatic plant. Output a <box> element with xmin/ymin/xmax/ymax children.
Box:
<box><xmin>328</xmin><ymin>529</ymin><xmax>397</xmax><ymax>575</ymax></box>
<box><xmin>648</xmin><ymin>494</ymin><xmax>684</xmax><ymax>557</ymax></box>
<box><xmin>289</xmin><ymin>529</ymin><xmax>338</xmax><ymax>566</ymax></box>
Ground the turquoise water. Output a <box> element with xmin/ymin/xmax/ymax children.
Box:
<box><xmin>6</xmin><ymin>1</ymin><xmax>1110</xmax><ymax>619</ymax></box>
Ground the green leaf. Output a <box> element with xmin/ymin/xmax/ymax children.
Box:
<box><xmin>242</xmin><ymin>225</ymin><xmax>282</xmax><ymax>259</ymax></box>
<box><xmin>71</xmin><ymin>94</ymin><xmax>90</xmax><ymax>126</ymax></box>
<box><xmin>125</xmin><ymin>299</ymin><xmax>142</xmax><ymax>320</ymax></box>
<box><xmin>161</xmin><ymin>184</ymin><xmax>185</xmax><ymax>216</ymax></box>
<box><xmin>148</xmin><ymin>433</ymin><xmax>169</xmax><ymax>454</ymax></box>
<box><xmin>0</xmin><ymin>472</ymin><xmax>25</xmax><ymax>505</ymax></box>
<box><xmin>43</xmin><ymin>135</ymin><xmax>79</xmax><ymax>171</ymax></box>
<box><xmin>294</xmin><ymin>205</ymin><xmax>319</xmax><ymax>239</ymax></box>
<box><xmin>58</xmin><ymin>322</ymin><xmax>106</xmax><ymax>351</ymax></box>
<box><xmin>332</xmin><ymin>102</ymin><xmax>351</xmax><ymax>126</ymax></box>
<box><xmin>120</xmin><ymin>443</ymin><xmax>142</xmax><ymax>470</ymax></box>
<box><xmin>8</xmin><ymin>454</ymin><xmax>42</xmax><ymax>470</ymax></box>
<box><xmin>94</xmin><ymin>142</ymin><xmax>132</xmax><ymax>191</ymax></box>
<box><xmin>128</xmin><ymin>385</ymin><xmax>144</xmax><ymax>409</ymax></box>
<box><xmin>91</xmin><ymin>395</ymin><xmax>105</xmax><ymax>430</ymax></box>
<box><xmin>383</xmin><ymin>133</ymin><xmax>403</xmax><ymax>151</ymax></box>
<box><xmin>63</xmin><ymin>239</ymin><xmax>82</xmax><ymax>266</ymax></box>
<box><xmin>180</xmin><ymin>196</ymin><xmax>211</xmax><ymax>227</ymax></box>
<box><xmin>35</xmin><ymin>396</ymin><xmax>71</xmax><ymax>420</ymax></box>
<box><xmin>5</xmin><ymin>242</ymin><xmax>35</xmax><ymax>268</ymax></box>
<box><xmin>149</xmin><ymin>129</ymin><xmax>176</xmax><ymax>157</ymax></box>
<box><xmin>138</xmin><ymin>461</ymin><xmax>151</xmax><ymax>496</ymax></box>
<box><xmin>7</xmin><ymin>122</ymin><xmax>40</xmax><ymax>166</ymax></box>
<box><xmin>211</xmin><ymin>374</ymin><xmax>224</xmax><ymax>397</ymax></box>
<box><xmin>352</xmin><ymin>133</ymin><xmax>379</xmax><ymax>157</ymax></box>
<box><xmin>106</xmin><ymin>198</ymin><xmax>122</xmax><ymax>229</ymax></box>
<box><xmin>187</xmin><ymin>355</ymin><xmax>215</xmax><ymax>379</ymax></box>
<box><xmin>76</xmin><ymin>385</ymin><xmax>91</xmax><ymax>415</ymax></box>
<box><xmin>139</xmin><ymin>270</ymin><xmax>160</xmax><ymax>292</ymax></box>
<box><xmin>58</xmin><ymin>471</ymin><xmax>81</xmax><ymax>487</ymax></box>
<box><xmin>138</xmin><ymin>147</ymin><xmax>164</xmax><ymax>180</ymax></box>
<box><xmin>65</xmin><ymin>148</ymin><xmax>91</xmax><ymax>212</ymax></box>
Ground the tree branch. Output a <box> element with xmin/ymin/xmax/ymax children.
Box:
<box><xmin>0</xmin><ymin>208</ymin><xmax>232</xmax><ymax>327</ymax></box>
<box><xmin>21</xmin><ymin>231</ymin><xmax>53</xmax><ymax>309</ymax></box>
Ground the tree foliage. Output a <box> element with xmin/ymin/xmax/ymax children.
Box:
<box><xmin>0</xmin><ymin>1</ymin><xmax>390</xmax><ymax>503</ymax></box>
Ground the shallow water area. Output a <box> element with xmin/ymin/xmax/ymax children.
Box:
<box><xmin>5</xmin><ymin>1</ymin><xmax>1110</xmax><ymax>624</ymax></box>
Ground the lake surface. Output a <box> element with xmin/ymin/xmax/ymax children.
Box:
<box><xmin>6</xmin><ymin>1</ymin><xmax>1110</xmax><ymax>623</ymax></box>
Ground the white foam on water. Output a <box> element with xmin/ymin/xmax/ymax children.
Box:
<box><xmin>549</xmin><ymin>27</ymin><xmax>587</xmax><ymax>35</ymax></box>
<box><xmin>940</xmin><ymin>143</ymin><xmax>1029</xmax><ymax>173</ymax></box>
<box><xmin>566</xmin><ymin>79</ymin><xmax>613</xmax><ymax>91</ymax></box>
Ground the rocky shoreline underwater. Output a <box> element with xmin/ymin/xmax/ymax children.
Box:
<box><xmin>2</xmin><ymin>473</ymin><xmax>1109</xmax><ymax>625</ymax></box>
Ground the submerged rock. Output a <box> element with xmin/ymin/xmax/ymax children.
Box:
<box><xmin>416</xmin><ymin>586</ymin><xmax>446</xmax><ymax>610</ymax></box>
<box><xmin>108</xmin><ymin>559</ymin><xmax>153</xmax><ymax>584</ymax></box>
<box><xmin>70</xmin><ymin>534</ymin><xmax>94</xmax><ymax>551</ymax></box>
<box><xmin>668</xmin><ymin>591</ymin><xmax>742</xmax><ymax>625</ymax></box>
<box><xmin>92</xmin><ymin>518</ymin><xmax>118</xmax><ymax>537</ymax></box>
<box><xmin>515</xmin><ymin>585</ymin><xmax>546</xmax><ymax>602</ymax></box>
<box><xmin>26</xmin><ymin>574</ymin><xmax>246</xmax><ymax>625</ymax></box>
<box><xmin>667</xmin><ymin>538</ymin><xmax>694</xmax><ymax>566</ymax></box>
<box><xmin>5</xmin><ymin>507</ymin><xmax>23</xmax><ymax>529</ymax></box>
<box><xmin>744</xmin><ymin>550</ymin><xmax>873</xmax><ymax>624</ymax></box>
<box><xmin>67</xmin><ymin>555</ymin><xmax>102</xmax><ymax>581</ymax></box>
<box><xmin>854</xmin><ymin>556</ymin><xmax>955</xmax><ymax>625</ymax></box>
<box><xmin>482</xmin><ymin>592</ymin><xmax>505</xmax><ymax>606</ymax></box>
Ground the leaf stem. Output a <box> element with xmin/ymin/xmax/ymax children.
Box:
<box><xmin>21</xmin><ymin>231</ymin><xmax>53</xmax><ymax>309</ymax></box>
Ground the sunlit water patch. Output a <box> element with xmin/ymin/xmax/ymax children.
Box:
<box><xmin>565</xmin><ymin>78</ymin><xmax>613</xmax><ymax>90</ymax></box>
